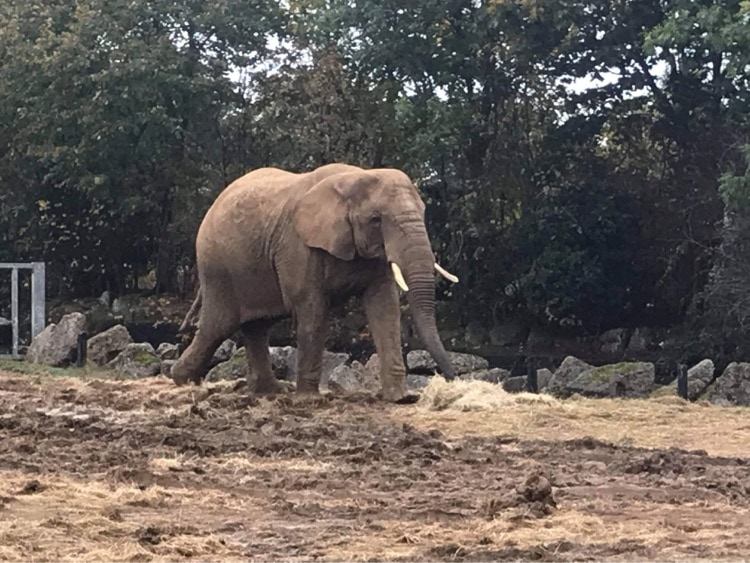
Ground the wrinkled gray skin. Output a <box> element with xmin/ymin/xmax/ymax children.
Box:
<box><xmin>171</xmin><ymin>163</ymin><xmax>456</xmax><ymax>401</ymax></box>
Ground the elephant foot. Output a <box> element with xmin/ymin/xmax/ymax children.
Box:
<box><xmin>295</xmin><ymin>378</ymin><xmax>321</xmax><ymax>395</ymax></box>
<box><xmin>378</xmin><ymin>379</ymin><xmax>413</xmax><ymax>403</ymax></box>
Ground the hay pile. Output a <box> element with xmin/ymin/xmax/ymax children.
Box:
<box><xmin>418</xmin><ymin>376</ymin><xmax>558</xmax><ymax>412</ymax></box>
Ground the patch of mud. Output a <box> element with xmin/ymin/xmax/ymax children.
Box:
<box><xmin>0</xmin><ymin>372</ymin><xmax>749</xmax><ymax>561</ymax></box>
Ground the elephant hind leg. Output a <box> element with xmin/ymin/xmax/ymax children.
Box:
<box><xmin>241</xmin><ymin>319</ymin><xmax>286</xmax><ymax>394</ymax></box>
<box><xmin>171</xmin><ymin>306</ymin><xmax>236</xmax><ymax>386</ymax></box>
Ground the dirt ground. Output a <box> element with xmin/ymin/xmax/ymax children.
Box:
<box><xmin>1</xmin><ymin>370</ymin><xmax>750</xmax><ymax>562</ymax></box>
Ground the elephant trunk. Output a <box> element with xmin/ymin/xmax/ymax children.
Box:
<box><xmin>385</xmin><ymin>217</ymin><xmax>456</xmax><ymax>380</ymax></box>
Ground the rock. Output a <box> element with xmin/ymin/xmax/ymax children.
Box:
<box><xmin>407</xmin><ymin>350</ymin><xmax>489</xmax><ymax>375</ymax></box>
<box><xmin>111</xmin><ymin>298</ymin><xmax>125</xmax><ymax>314</ymax></box>
<box><xmin>211</xmin><ymin>339</ymin><xmax>236</xmax><ymax>366</ymax></box>
<box><xmin>407</xmin><ymin>374</ymin><xmax>432</xmax><ymax>390</ymax></box>
<box><xmin>626</xmin><ymin>327</ymin><xmax>651</xmax><ymax>352</ymax></box>
<box><xmin>26</xmin><ymin>313</ymin><xmax>87</xmax><ymax>367</ymax></box>
<box><xmin>87</xmin><ymin>324</ymin><xmax>133</xmax><ymax>366</ymax></box>
<box><xmin>660</xmin><ymin>359</ymin><xmax>715</xmax><ymax>400</ymax></box>
<box><xmin>546</xmin><ymin>356</ymin><xmax>594</xmax><ymax>398</ymax></box>
<box><xmin>502</xmin><ymin>376</ymin><xmax>528</xmax><ymax>393</ymax></box>
<box><xmin>327</xmin><ymin>361</ymin><xmax>380</xmax><ymax>394</ymax></box>
<box><xmin>160</xmin><ymin>360</ymin><xmax>176</xmax><ymax>376</ymax></box>
<box><xmin>537</xmin><ymin>368</ymin><xmax>553</xmax><ymax>391</ymax></box>
<box><xmin>461</xmin><ymin>368</ymin><xmax>511</xmax><ymax>384</ymax></box>
<box><xmin>205</xmin><ymin>346</ymin><xmax>349</xmax><ymax>385</ymax></box>
<box><xmin>706</xmin><ymin>362</ymin><xmax>750</xmax><ymax>406</ymax></box>
<box><xmin>99</xmin><ymin>291</ymin><xmax>111</xmax><ymax>307</ymax></box>
<box><xmin>270</xmin><ymin>346</ymin><xmax>297</xmax><ymax>381</ymax></box>
<box><xmin>107</xmin><ymin>343</ymin><xmax>161</xmax><ymax>378</ymax></box>
<box><xmin>156</xmin><ymin>342</ymin><xmax>180</xmax><ymax>361</ymax></box>
<box><xmin>600</xmin><ymin>328</ymin><xmax>627</xmax><ymax>353</ymax></box>
<box><xmin>206</xmin><ymin>347</ymin><xmax>248</xmax><ymax>382</ymax></box>
<box><xmin>566</xmin><ymin>362</ymin><xmax>655</xmax><ymax>398</ymax></box>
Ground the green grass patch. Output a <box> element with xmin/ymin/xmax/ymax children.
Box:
<box><xmin>0</xmin><ymin>359</ymin><xmax>116</xmax><ymax>380</ymax></box>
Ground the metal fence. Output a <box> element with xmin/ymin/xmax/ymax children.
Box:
<box><xmin>0</xmin><ymin>262</ymin><xmax>46</xmax><ymax>359</ymax></box>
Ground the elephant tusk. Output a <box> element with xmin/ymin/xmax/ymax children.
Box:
<box><xmin>434</xmin><ymin>263</ymin><xmax>459</xmax><ymax>283</ymax></box>
<box><xmin>391</xmin><ymin>262</ymin><xmax>409</xmax><ymax>292</ymax></box>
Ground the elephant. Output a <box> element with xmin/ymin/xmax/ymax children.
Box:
<box><xmin>170</xmin><ymin>163</ymin><xmax>459</xmax><ymax>401</ymax></box>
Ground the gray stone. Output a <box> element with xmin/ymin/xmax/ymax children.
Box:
<box><xmin>111</xmin><ymin>298</ymin><xmax>125</xmax><ymax>314</ymax></box>
<box><xmin>537</xmin><ymin>368</ymin><xmax>553</xmax><ymax>391</ymax></box>
<box><xmin>26</xmin><ymin>312</ymin><xmax>87</xmax><ymax>367</ymax></box>
<box><xmin>567</xmin><ymin>362</ymin><xmax>655</xmax><ymax>398</ymax></box>
<box><xmin>87</xmin><ymin>324</ymin><xmax>133</xmax><ymax>366</ymax></box>
<box><xmin>206</xmin><ymin>347</ymin><xmax>248</xmax><ymax>382</ymax></box>
<box><xmin>407</xmin><ymin>350</ymin><xmax>489</xmax><ymax>375</ymax></box>
<box><xmin>460</xmin><ymin>368</ymin><xmax>511</xmax><ymax>384</ymax></box>
<box><xmin>502</xmin><ymin>376</ymin><xmax>528</xmax><ymax>393</ymax></box>
<box><xmin>205</xmin><ymin>346</ymin><xmax>349</xmax><ymax>386</ymax></box>
<box><xmin>160</xmin><ymin>359</ymin><xmax>176</xmax><ymax>376</ymax></box>
<box><xmin>626</xmin><ymin>327</ymin><xmax>651</xmax><ymax>352</ymax></box>
<box><xmin>407</xmin><ymin>374</ymin><xmax>432</xmax><ymax>390</ymax></box>
<box><xmin>600</xmin><ymin>328</ymin><xmax>627</xmax><ymax>353</ymax></box>
<box><xmin>327</xmin><ymin>360</ymin><xmax>380</xmax><ymax>394</ymax></box>
<box><xmin>107</xmin><ymin>343</ymin><xmax>161</xmax><ymax>378</ymax></box>
<box><xmin>662</xmin><ymin>359</ymin><xmax>715</xmax><ymax>400</ymax></box>
<box><xmin>156</xmin><ymin>342</ymin><xmax>180</xmax><ymax>361</ymax></box>
<box><xmin>546</xmin><ymin>356</ymin><xmax>594</xmax><ymax>398</ymax></box>
<box><xmin>211</xmin><ymin>339</ymin><xmax>237</xmax><ymax>366</ymax></box>
<box><xmin>98</xmin><ymin>291</ymin><xmax>111</xmax><ymax>307</ymax></box>
<box><xmin>706</xmin><ymin>362</ymin><xmax>750</xmax><ymax>406</ymax></box>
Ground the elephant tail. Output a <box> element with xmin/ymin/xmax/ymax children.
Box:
<box><xmin>178</xmin><ymin>288</ymin><xmax>202</xmax><ymax>334</ymax></box>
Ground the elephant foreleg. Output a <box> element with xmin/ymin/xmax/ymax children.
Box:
<box><xmin>171</xmin><ymin>327</ymin><xmax>228</xmax><ymax>385</ymax></box>
<box><xmin>241</xmin><ymin>321</ymin><xmax>286</xmax><ymax>394</ymax></box>
<box><xmin>363</xmin><ymin>274</ymin><xmax>408</xmax><ymax>402</ymax></box>
<box><xmin>294</xmin><ymin>294</ymin><xmax>329</xmax><ymax>394</ymax></box>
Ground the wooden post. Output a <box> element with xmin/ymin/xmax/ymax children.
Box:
<box><xmin>76</xmin><ymin>332</ymin><xmax>88</xmax><ymax>367</ymax></box>
<box><xmin>11</xmin><ymin>267</ymin><xmax>18</xmax><ymax>358</ymax></box>
<box><xmin>526</xmin><ymin>359</ymin><xmax>538</xmax><ymax>393</ymax></box>
<box><xmin>677</xmin><ymin>364</ymin><xmax>688</xmax><ymax>400</ymax></box>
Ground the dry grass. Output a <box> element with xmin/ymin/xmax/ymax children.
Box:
<box><xmin>401</xmin><ymin>378</ymin><xmax>750</xmax><ymax>457</ymax></box>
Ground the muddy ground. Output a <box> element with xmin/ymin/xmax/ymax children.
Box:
<box><xmin>1</xmin><ymin>371</ymin><xmax>749</xmax><ymax>561</ymax></box>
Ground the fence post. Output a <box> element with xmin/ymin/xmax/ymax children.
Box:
<box><xmin>677</xmin><ymin>364</ymin><xmax>688</xmax><ymax>400</ymax></box>
<box><xmin>76</xmin><ymin>332</ymin><xmax>88</xmax><ymax>367</ymax></box>
<box><xmin>11</xmin><ymin>267</ymin><xmax>19</xmax><ymax>358</ymax></box>
<box><xmin>526</xmin><ymin>359</ymin><xmax>538</xmax><ymax>393</ymax></box>
<box><xmin>31</xmin><ymin>262</ymin><xmax>46</xmax><ymax>340</ymax></box>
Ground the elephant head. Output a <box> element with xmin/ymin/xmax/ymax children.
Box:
<box><xmin>293</xmin><ymin>168</ymin><xmax>457</xmax><ymax>379</ymax></box>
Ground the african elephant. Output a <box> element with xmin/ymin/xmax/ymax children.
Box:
<box><xmin>171</xmin><ymin>163</ymin><xmax>458</xmax><ymax>401</ymax></box>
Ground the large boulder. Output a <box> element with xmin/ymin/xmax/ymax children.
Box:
<box><xmin>107</xmin><ymin>343</ymin><xmax>161</xmax><ymax>378</ymax></box>
<box><xmin>26</xmin><ymin>313</ymin><xmax>87</xmax><ymax>367</ymax></box>
<box><xmin>327</xmin><ymin>360</ymin><xmax>380</xmax><ymax>394</ymax></box>
<box><xmin>566</xmin><ymin>362</ymin><xmax>655</xmax><ymax>398</ymax></box>
<box><xmin>206</xmin><ymin>346</ymin><xmax>349</xmax><ymax>385</ymax></box>
<box><xmin>406</xmin><ymin>350</ymin><xmax>489</xmax><ymax>375</ymax></box>
<box><xmin>87</xmin><ymin>324</ymin><xmax>133</xmax><ymax>366</ymax></box>
<box><xmin>658</xmin><ymin>359</ymin><xmax>715</xmax><ymax>400</ymax></box>
<box><xmin>156</xmin><ymin>342</ymin><xmax>180</xmax><ymax>361</ymax></box>
<box><xmin>546</xmin><ymin>356</ymin><xmax>594</xmax><ymax>398</ymax></box>
<box><xmin>706</xmin><ymin>362</ymin><xmax>750</xmax><ymax>406</ymax></box>
<box><xmin>211</xmin><ymin>339</ymin><xmax>237</xmax><ymax>366</ymax></box>
<box><xmin>206</xmin><ymin>347</ymin><xmax>248</xmax><ymax>382</ymax></box>
<box><xmin>460</xmin><ymin>368</ymin><xmax>511</xmax><ymax>384</ymax></box>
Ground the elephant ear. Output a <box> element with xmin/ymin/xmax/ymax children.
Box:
<box><xmin>293</xmin><ymin>173</ymin><xmax>374</xmax><ymax>260</ymax></box>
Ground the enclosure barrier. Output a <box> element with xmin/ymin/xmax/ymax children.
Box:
<box><xmin>0</xmin><ymin>262</ymin><xmax>45</xmax><ymax>359</ymax></box>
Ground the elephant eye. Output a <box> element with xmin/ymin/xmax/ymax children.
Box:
<box><xmin>369</xmin><ymin>214</ymin><xmax>381</xmax><ymax>225</ymax></box>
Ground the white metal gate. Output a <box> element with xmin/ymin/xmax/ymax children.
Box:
<box><xmin>0</xmin><ymin>262</ymin><xmax>46</xmax><ymax>359</ymax></box>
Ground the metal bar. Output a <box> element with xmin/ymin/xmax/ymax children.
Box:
<box><xmin>0</xmin><ymin>263</ymin><xmax>35</xmax><ymax>269</ymax></box>
<box><xmin>11</xmin><ymin>267</ymin><xmax>19</xmax><ymax>358</ymax></box>
<box><xmin>31</xmin><ymin>262</ymin><xmax>46</xmax><ymax>339</ymax></box>
<box><xmin>677</xmin><ymin>364</ymin><xmax>688</xmax><ymax>400</ymax></box>
<box><xmin>76</xmin><ymin>332</ymin><xmax>88</xmax><ymax>367</ymax></box>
